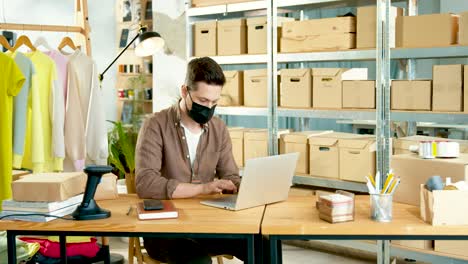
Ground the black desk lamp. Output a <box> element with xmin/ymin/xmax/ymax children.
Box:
<box><xmin>72</xmin><ymin>26</ymin><xmax>163</xmax><ymax>221</ymax></box>
<box><xmin>99</xmin><ymin>24</ymin><xmax>164</xmax><ymax>82</ymax></box>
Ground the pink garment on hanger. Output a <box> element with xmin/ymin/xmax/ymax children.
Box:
<box><xmin>19</xmin><ymin>237</ymin><xmax>99</xmax><ymax>258</ymax></box>
<box><xmin>45</xmin><ymin>50</ymin><xmax>69</xmax><ymax>110</ymax></box>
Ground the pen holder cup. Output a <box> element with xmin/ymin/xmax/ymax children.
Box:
<box><xmin>370</xmin><ymin>194</ymin><xmax>393</xmax><ymax>222</ymax></box>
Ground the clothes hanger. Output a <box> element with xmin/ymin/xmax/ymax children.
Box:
<box><xmin>34</xmin><ymin>26</ymin><xmax>53</xmax><ymax>51</ymax></box>
<box><xmin>11</xmin><ymin>35</ymin><xmax>37</xmax><ymax>52</ymax></box>
<box><xmin>57</xmin><ymin>36</ymin><xmax>78</xmax><ymax>54</ymax></box>
<box><xmin>0</xmin><ymin>35</ymin><xmax>13</xmax><ymax>51</ymax></box>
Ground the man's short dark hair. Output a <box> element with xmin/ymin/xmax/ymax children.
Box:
<box><xmin>185</xmin><ymin>57</ymin><xmax>225</xmax><ymax>91</ymax></box>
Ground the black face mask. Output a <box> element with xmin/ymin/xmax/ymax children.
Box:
<box><xmin>186</xmin><ymin>92</ymin><xmax>216</xmax><ymax>125</ymax></box>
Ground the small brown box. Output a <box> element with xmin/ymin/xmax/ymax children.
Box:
<box><xmin>356</xmin><ymin>6</ymin><xmax>403</xmax><ymax>49</ymax></box>
<box><xmin>342</xmin><ymin>80</ymin><xmax>375</xmax><ymax>109</ymax></box>
<box><xmin>243</xmin><ymin>69</ymin><xmax>267</xmax><ymax>107</ymax></box>
<box><xmin>217</xmin><ymin>19</ymin><xmax>247</xmax><ymax>56</ymax></box>
<box><xmin>12</xmin><ymin>172</ymin><xmax>87</xmax><ymax>202</ymax></box>
<box><xmin>339</xmin><ymin>137</ymin><xmax>376</xmax><ymax>183</ymax></box>
<box><xmin>280</xmin><ymin>68</ymin><xmax>312</xmax><ymax>108</ymax></box>
<box><xmin>280</xmin><ymin>131</ymin><xmax>332</xmax><ymax>175</ymax></box>
<box><xmin>220</xmin><ymin>71</ymin><xmax>243</xmax><ymax>106</ymax></box>
<box><xmin>392</xmin><ymin>240</ymin><xmax>433</xmax><ymax>251</ymax></box>
<box><xmin>433</xmin><ymin>64</ymin><xmax>463</xmax><ymax>112</ymax></box>
<box><xmin>194</xmin><ymin>21</ymin><xmax>217</xmax><ymax>56</ymax></box>
<box><xmin>392</xmin><ymin>154</ymin><xmax>468</xmax><ymax>206</ymax></box>
<box><xmin>391</xmin><ymin>80</ymin><xmax>432</xmax><ymax>111</ymax></box>
<box><xmin>459</xmin><ymin>12</ymin><xmax>468</xmax><ymax>45</ymax></box>
<box><xmin>396</xmin><ymin>13</ymin><xmax>459</xmax><ymax>48</ymax></box>
<box><xmin>228</xmin><ymin>127</ymin><xmax>246</xmax><ymax>167</ymax></box>
<box><xmin>281</xmin><ymin>17</ymin><xmax>356</xmax><ymax>52</ymax></box>
<box><xmin>247</xmin><ymin>16</ymin><xmax>294</xmax><ymax>54</ymax></box>
<box><xmin>435</xmin><ymin>241</ymin><xmax>468</xmax><ymax>258</ymax></box>
<box><xmin>244</xmin><ymin>129</ymin><xmax>290</xmax><ymax>161</ymax></box>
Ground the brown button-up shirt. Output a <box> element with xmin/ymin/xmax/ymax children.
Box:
<box><xmin>135</xmin><ymin>103</ymin><xmax>240</xmax><ymax>199</ymax></box>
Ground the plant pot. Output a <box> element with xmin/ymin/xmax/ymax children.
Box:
<box><xmin>125</xmin><ymin>173</ymin><xmax>136</xmax><ymax>194</ymax></box>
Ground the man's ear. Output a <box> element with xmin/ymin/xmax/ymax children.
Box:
<box><xmin>181</xmin><ymin>85</ymin><xmax>188</xmax><ymax>98</ymax></box>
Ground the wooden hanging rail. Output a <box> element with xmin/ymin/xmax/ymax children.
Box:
<box><xmin>0</xmin><ymin>23</ymin><xmax>85</xmax><ymax>35</ymax></box>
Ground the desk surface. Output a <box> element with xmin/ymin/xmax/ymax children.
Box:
<box><xmin>262</xmin><ymin>195</ymin><xmax>468</xmax><ymax>236</ymax></box>
<box><xmin>0</xmin><ymin>195</ymin><xmax>264</xmax><ymax>234</ymax></box>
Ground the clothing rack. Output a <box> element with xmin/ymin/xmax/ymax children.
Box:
<box><xmin>0</xmin><ymin>0</ymin><xmax>92</xmax><ymax>55</ymax></box>
<box><xmin>1</xmin><ymin>1</ymin><xmax>112</xmax><ymax>262</ymax></box>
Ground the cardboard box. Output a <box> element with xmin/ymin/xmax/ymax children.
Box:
<box><xmin>281</xmin><ymin>17</ymin><xmax>356</xmax><ymax>52</ymax></box>
<box><xmin>357</xmin><ymin>6</ymin><xmax>403</xmax><ymax>49</ymax></box>
<box><xmin>280</xmin><ymin>68</ymin><xmax>312</xmax><ymax>108</ymax></box>
<box><xmin>312</xmin><ymin>68</ymin><xmax>368</xmax><ymax>109</ymax></box>
<box><xmin>392</xmin><ymin>154</ymin><xmax>468</xmax><ymax>205</ymax></box>
<box><xmin>339</xmin><ymin>137</ymin><xmax>376</xmax><ymax>183</ymax></box>
<box><xmin>244</xmin><ymin>69</ymin><xmax>267</xmax><ymax>107</ymax></box>
<box><xmin>280</xmin><ymin>34</ymin><xmax>355</xmax><ymax>53</ymax></box>
<box><xmin>244</xmin><ymin>129</ymin><xmax>290</xmax><ymax>161</ymax></box>
<box><xmin>392</xmin><ymin>240</ymin><xmax>433</xmax><ymax>250</ymax></box>
<box><xmin>391</xmin><ymin>80</ymin><xmax>432</xmax><ymax>111</ymax></box>
<box><xmin>228</xmin><ymin>127</ymin><xmax>245</xmax><ymax>167</ymax></box>
<box><xmin>394</xmin><ymin>136</ymin><xmax>468</xmax><ymax>155</ymax></box>
<box><xmin>280</xmin><ymin>131</ymin><xmax>333</xmax><ymax>174</ymax></box>
<box><xmin>342</xmin><ymin>80</ymin><xmax>375</xmax><ymax>109</ymax></box>
<box><xmin>220</xmin><ymin>71</ymin><xmax>243</xmax><ymax>106</ymax></box>
<box><xmin>435</xmin><ymin>241</ymin><xmax>468</xmax><ymax>258</ymax></box>
<box><xmin>433</xmin><ymin>64</ymin><xmax>463</xmax><ymax>112</ymax></box>
<box><xmin>191</xmin><ymin>0</ymin><xmax>250</xmax><ymax>7</ymax></box>
<box><xmin>309</xmin><ymin>132</ymin><xmax>371</xmax><ymax>180</ymax></box>
<box><xmin>217</xmin><ymin>19</ymin><xmax>246</xmax><ymax>55</ymax></box>
<box><xmin>12</xmin><ymin>172</ymin><xmax>86</xmax><ymax>202</ymax></box>
<box><xmin>396</xmin><ymin>14</ymin><xmax>459</xmax><ymax>48</ymax></box>
<box><xmin>420</xmin><ymin>184</ymin><xmax>468</xmax><ymax>226</ymax></box>
<box><xmin>194</xmin><ymin>21</ymin><xmax>217</xmax><ymax>56</ymax></box>
<box><xmin>95</xmin><ymin>173</ymin><xmax>118</xmax><ymax>201</ymax></box>
<box><xmin>247</xmin><ymin>16</ymin><xmax>294</xmax><ymax>54</ymax></box>
<box><xmin>460</xmin><ymin>12</ymin><xmax>468</xmax><ymax>45</ymax></box>
<box><xmin>465</xmin><ymin>65</ymin><xmax>468</xmax><ymax>113</ymax></box>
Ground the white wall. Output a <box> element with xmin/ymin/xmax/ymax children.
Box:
<box><xmin>1</xmin><ymin>0</ymin><xmax>117</xmax><ymax>122</ymax></box>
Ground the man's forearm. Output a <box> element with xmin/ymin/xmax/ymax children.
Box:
<box><xmin>171</xmin><ymin>183</ymin><xmax>205</xmax><ymax>199</ymax></box>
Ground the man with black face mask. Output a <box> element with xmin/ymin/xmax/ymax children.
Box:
<box><xmin>135</xmin><ymin>57</ymin><xmax>244</xmax><ymax>263</ymax></box>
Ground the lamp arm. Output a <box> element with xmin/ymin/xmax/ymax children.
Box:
<box><xmin>98</xmin><ymin>32</ymin><xmax>141</xmax><ymax>82</ymax></box>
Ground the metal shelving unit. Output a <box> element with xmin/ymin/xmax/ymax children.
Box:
<box><xmin>187</xmin><ymin>0</ymin><xmax>468</xmax><ymax>189</ymax></box>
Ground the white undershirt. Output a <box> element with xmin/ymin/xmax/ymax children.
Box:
<box><xmin>181</xmin><ymin>123</ymin><xmax>203</xmax><ymax>167</ymax></box>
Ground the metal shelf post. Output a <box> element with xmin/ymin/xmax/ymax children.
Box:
<box><xmin>376</xmin><ymin>0</ymin><xmax>392</xmax><ymax>188</ymax></box>
<box><xmin>267</xmin><ymin>0</ymin><xmax>279</xmax><ymax>155</ymax></box>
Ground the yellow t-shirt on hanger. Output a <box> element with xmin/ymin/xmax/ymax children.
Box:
<box><xmin>23</xmin><ymin>51</ymin><xmax>60</xmax><ymax>172</ymax></box>
<box><xmin>0</xmin><ymin>53</ymin><xmax>25</xmax><ymax>203</ymax></box>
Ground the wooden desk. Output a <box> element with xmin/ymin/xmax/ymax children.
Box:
<box><xmin>1</xmin><ymin>195</ymin><xmax>265</xmax><ymax>264</ymax></box>
<box><xmin>262</xmin><ymin>195</ymin><xmax>468</xmax><ymax>264</ymax></box>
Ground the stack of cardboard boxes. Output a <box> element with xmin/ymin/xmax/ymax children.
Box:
<box><xmin>391</xmin><ymin>136</ymin><xmax>468</xmax><ymax>254</ymax></box>
<box><xmin>391</xmin><ymin>64</ymin><xmax>468</xmax><ymax>113</ymax></box>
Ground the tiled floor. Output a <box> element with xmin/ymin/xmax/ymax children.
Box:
<box><xmin>108</xmin><ymin>237</ymin><xmax>375</xmax><ymax>264</ymax></box>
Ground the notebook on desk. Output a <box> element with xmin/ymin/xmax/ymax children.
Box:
<box><xmin>136</xmin><ymin>201</ymin><xmax>178</xmax><ymax>220</ymax></box>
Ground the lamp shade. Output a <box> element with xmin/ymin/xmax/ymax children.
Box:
<box><xmin>135</xmin><ymin>31</ymin><xmax>164</xmax><ymax>57</ymax></box>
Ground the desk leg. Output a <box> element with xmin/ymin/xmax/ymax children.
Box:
<box><xmin>377</xmin><ymin>240</ymin><xmax>390</xmax><ymax>264</ymax></box>
<box><xmin>246</xmin><ymin>234</ymin><xmax>255</xmax><ymax>264</ymax></box>
<box><xmin>59</xmin><ymin>235</ymin><xmax>67</xmax><ymax>264</ymax></box>
<box><xmin>7</xmin><ymin>231</ymin><xmax>16</xmax><ymax>264</ymax></box>
<box><xmin>269</xmin><ymin>236</ymin><xmax>282</xmax><ymax>264</ymax></box>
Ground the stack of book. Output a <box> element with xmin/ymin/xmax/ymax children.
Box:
<box><xmin>316</xmin><ymin>191</ymin><xmax>354</xmax><ymax>224</ymax></box>
<box><xmin>0</xmin><ymin>194</ymin><xmax>83</xmax><ymax>222</ymax></box>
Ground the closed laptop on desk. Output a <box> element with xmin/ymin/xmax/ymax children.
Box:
<box><xmin>201</xmin><ymin>153</ymin><xmax>299</xmax><ymax>211</ymax></box>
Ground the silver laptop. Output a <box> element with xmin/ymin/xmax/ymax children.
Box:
<box><xmin>200</xmin><ymin>153</ymin><xmax>299</xmax><ymax>211</ymax></box>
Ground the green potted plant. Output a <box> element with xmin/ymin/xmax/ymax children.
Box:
<box><xmin>108</xmin><ymin>121</ymin><xmax>138</xmax><ymax>193</ymax></box>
